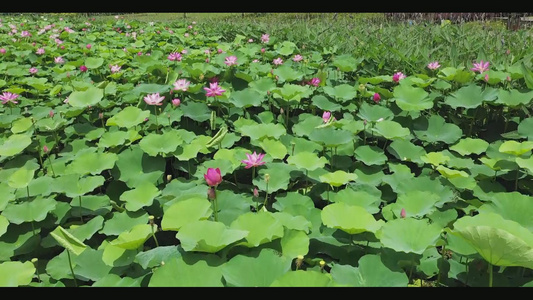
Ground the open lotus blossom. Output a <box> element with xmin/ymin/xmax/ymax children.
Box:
<box><xmin>261</xmin><ymin>33</ymin><xmax>270</xmax><ymax>43</ymax></box>
<box><xmin>204</xmin><ymin>82</ymin><xmax>225</xmax><ymax>97</ymax></box>
<box><xmin>224</xmin><ymin>55</ymin><xmax>238</xmax><ymax>66</ymax></box>
<box><xmin>172</xmin><ymin>98</ymin><xmax>181</xmax><ymax>106</ymax></box>
<box><xmin>293</xmin><ymin>54</ymin><xmax>303</xmax><ymax>62</ymax></box>
<box><xmin>20</xmin><ymin>30</ymin><xmax>30</xmax><ymax>37</ymax></box>
<box><xmin>54</xmin><ymin>56</ymin><xmax>64</xmax><ymax>64</ymax></box>
<box><xmin>308</xmin><ymin>77</ymin><xmax>321</xmax><ymax>87</ymax></box>
<box><xmin>79</xmin><ymin>65</ymin><xmax>88</xmax><ymax>72</ymax></box>
<box><xmin>241</xmin><ymin>151</ymin><xmax>266</xmax><ymax>169</ymax></box>
<box><xmin>0</xmin><ymin>92</ymin><xmax>20</xmax><ymax>104</ymax></box>
<box><xmin>427</xmin><ymin>61</ymin><xmax>441</xmax><ymax>70</ymax></box>
<box><xmin>392</xmin><ymin>72</ymin><xmax>406</xmax><ymax>82</ymax></box>
<box><xmin>273</xmin><ymin>57</ymin><xmax>283</xmax><ymax>65</ymax></box>
<box><xmin>110</xmin><ymin>64</ymin><xmax>121</xmax><ymax>73</ymax></box>
<box><xmin>471</xmin><ymin>60</ymin><xmax>490</xmax><ymax>73</ymax></box>
<box><xmin>144</xmin><ymin>93</ymin><xmax>165</xmax><ymax>106</ymax></box>
<box><xmin>322</xmin><ymin>111</ymin><xmax>332</xmax><ymax>123</ymax></box>
<box><xmin>204</xmin><ymin>167</ymin><xmax>223</xmax><ymax>187</ymax></box>
<box><xmin>173</xmin><ymin>79</ymin><xmax>191</xmax><ymax>92</ymax></box>
<box><xmin>29</xmin><ymin>67</ymin><xmax>38</xmax><ymax>74</ymax></box>
<box><xmin>167</xmin><ymin>52</ymin><xmax>182</xmax><ymax>61</ymax></box>
<box><xmin>373</xmin><ymin>93</ymin><xmax>381</xmax><ymax>103</ymax></box>
<box><xmin>36</xmin><ymin>48</ymin><xmax>45</xmax><ymax>55</ymax></box>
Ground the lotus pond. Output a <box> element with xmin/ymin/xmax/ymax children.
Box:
<box><xmin>1</xmin><ymin>13</ymin><xmax>533</xmax><ymax>287</ymax></box>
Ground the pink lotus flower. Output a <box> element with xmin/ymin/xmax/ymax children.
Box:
<box><xmin>293</xmin><ymin>54</ymin><xmax>303</xmax><ymax>62</ymax></box>
<box><xmin>392</xmin><ymin>72</ymin><xmax>406</xmax><ymax>82</ymax></box>
<box><xmin>29</xmin><ymin>67</ymin><xmax>38</xmax><ymax>74</ymax></box>
<box><xmin>181</xmin><ymin>49</ymin><xmax>188</xmax><ymax>54</ymax></box>
<box><xmin>253</xmin><ymin>187</ymin><xmax>259</xmax><ymax>197</ymax></box>
<box><xmin>110</xmin><ymin>64</ymin><xmax>121</xmax><ymax>73</ymax></box>
<box><xmin>471</xmin><ymin>60</ymin><xmax>490</xmax><ymax>73</ymax></box>
<box><xmin>49</xmin><ymin>110</ymin><xmax>54</xmax><ymax>118</ymax></box>
<box><xmin>373</xmin><ymin>93</ymin><xmax>381</xmax><ymax>103</ymax></box>
<box><xmin>172</xmin><ymin>98</ymin><xmax>181</xmax><ymax>106</ymax></box>
<box><xmin>217</xmin><ymin>48</ymin><xmax>223</xmax><ymax>54</ymax></box>
<box><xmin>241</xmin><ymin>151</ymin><xmax>266</xmax><ymax>169</ymax></box>
<box><xmin>484</xmin><ymin>73</ymin><xmax>490</xmax><ymax>82</ymax></box>
<box><xmin>273</xmin><ymin>58</ymin><xmax>283</xmax><ymax>65</ymax></box>
<box><xmin>322</xmin><ymin>111</ymin><xmax>332</xmax><ymax>123</ymax></box>
<box><xmin>143</xmin><ymin>93</ymin><xmax>165</xmax><ymax>106</ymax></box>
<box><xmin>184</xmin><ymin>33</ymin><xmax>189</xmax><ymax>38</ymax></box>
<box><xmin>204</xmin><ymin>167</ymin><xmax>223</xmax><ymax>187</ymax></box>
<box><xmin>36</xmin><ymin>48</ymin><xmax>45</xmax><ymax>55</ymax></box>
<box><xmin>20</xmin><ymin>31</ymin><xmax>30</xmax><ymax>37</ymax></box>
<box><xmin>204</xmin><ymin>82</ymin><xmax>225</xmax><ymax>97</ymax></box>
<box><xmin>248</xmin><ymin>39</ymin><xmax>254</xmax><ymax>43</ymax></box>
<box><xmin>86</xmin><ymin>44</ymin><xmax>92</xmax><ymax>49</ymax></box>
<box><xmin>400</xmin><ymin>208</ymin><xmax>406</xmax><ymax>218</ymax></box>
<box><xmin>167</xmin><ymin>52</ymin><xmax>182</xmax><ymax>61</ymax></box>
<box><xmin>173</xmin><ymin>79</ymin><xmax>190</xmax><ymax>92</ymax></box>
<box><xmin>43</xmin><ymin>145</ymin><xmax>49</xmax><ymax>153</ymax></box>
<box><xmin>54</xmin><ymin>56</ymin><xmax>64</xmax><ymax>64</ymax></box>
<box><xmin>79</xmin><ymin>65</ymin><xmax>88</xmax><ymax>72</ymax></box>
<box><xmin>224</xmin><ymin>55</ymin><xmax>238</xmax><ymax>66</ymax></box>
<box><xmin>427</xmin><ymin>61</ymin><xmax>441</xmax><ymax>70</ymax></box>
<box><xmin>261</xmin><ymin>34</ymin><xmax>270</xmax><ymax>43</ymax></box>
<box><xmin>308</xmin><ymin>77</ymin><xmax>321</xmax><ymax>87</ymax></box>
<box><xmin>261</xmin><ymin>48</ymin><xmax>265</xmax><ymax>53</ymax></box>
<box><xmin>0</xmin><ymin>92</ymin><xmax>20</xmax><ymax>104</ymax></box>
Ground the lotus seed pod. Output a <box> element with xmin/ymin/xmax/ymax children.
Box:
<box><xmin>265</xmin><ymin>174</ymin><xmax>270</xmax><ymax>183</ymax></box>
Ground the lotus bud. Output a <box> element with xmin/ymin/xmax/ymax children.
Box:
<box><xmin>253</xmin><ymin>187</ymin><xmax>259</xmax><ymax>197</ymax></box>
<box><xmin>264</xmin><ymin>173</ymin><xmax>270</xmax><ymax>183</ymax></box>
<box><xmin>49</xmin><ymin>110</ymin><xmax>54</xmax><ymax>118</ymax></box>
<box><xmin>373</xmin><ymin>93</ymin><xmax>381</xmax><ymax>103</ymax></box>
<box><xmin>99</xmin><ymin>112</ymin><xmax>104</xmax><ymax>119</ymax></box>
<box><xmin>148</xmin><ymin>215</ymin><xmax>155</xmax><ymax>225</ymax></box>
<box><xmin>31</xmin><ymin>258</ymin><xmax>38</xmax><ymax>264</ymax></box>
<box><xmin>295</xmin><ymin>255</ymin><xmax>304</xmax><ymax>269</ymax></box>
<box><xmin>43</xmin><ymin>145</ymin><xmax>49</xmax><ymax>153</ymax></box>
<box><xmin>166</xmin><ymin>174</ymin><xmax>172</xmax><ymax>182</ymax></box>
<box><xmin>400</xmin><ymin>208</ymin><xmax>406</xmax><ymax>218</ymax></box>
<box><xmin>358</xmin><ymin>84</ymin><xmax>366</xmax><ymax>93</ymax></box>
<box><xmin>160</xmin><ymin>261</ymin><xmax>165</xmax><ymax>266</ymax></box>
<box><xmin>319</xmin><ymin>260</ymin><xmax>326</xmax><ymax>271</ymax></box>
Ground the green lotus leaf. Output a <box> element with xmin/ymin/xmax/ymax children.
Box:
<box><xmin>35</xmin><ymin>117</ymin><xmax>65</xmax><ymax>132</ymax></box>
<box><xmin>376</xmin><ymin>218</ymin><xmax>443</xmax><ymax>255</ymax></box>
<box><xmin>0</xmin><ymin>215</ymin><xmax>8</xmax><ymax>238</ymax></box>
<box><xmin>323</xmin><ymin>84</ymin><xmax>357</xmax><ymax>102</ymax></box>
<box><xmin>311</xmin><ymin>95</ymin><xmax>342</xmax><ymax>112</ymax></box>
<box><xmin>271</xmin><ymin>83</ymin><xmax>312</xmax><ymax>103</ymax></box>
<box><xmin>239</xmin><ymin>123</ymin><xmax>286</xmax><ymax>141</ymax></box>
<box><xmin>66</xmin><ymin>151</ymin><xmax>118</xmax><ymax>176</ymax></box>
<box><xmin>120</xmin><ymin>181</ymin><xmax>161</xmax><ymax>212</ymax></box>
<box><xmin>413</xmin><ymin>115</ymin><xmax>462</xmax><ymax>144</ymax></box>
<box><xmin>332</xmin><ymin>54</ymin><xmax>361</xmax><ymax>72</ymax></box>
<box><xmin>371</xmin><ymin>120</ymin><xmax>411</xmax><ymax>140</ymax></box>
<box><xmin>358</xmin><ymin>75</ymin><xmax>392</xmax><ymax>84</ymax></box>
<box><xmin>97</xmin><ymin>130</ymin><xmax>129</xmax><ymax>148</ymax></box>
<box><xmin>253</xmin><ymin>162</ymin><xmax>298</xmax><ymax>193</ymax></box>
<box><xmin>68</xmin><ymin>216</ymin><xmax>105</xmax><ymax>243</ymax></box>
<box><xmin>330</xmin><ymin>186</ymin><xmax>382</xmax><ymax>214</ymax></box>
<box><xmin>270</xmin><ymin>270</ymin><xmax>335</xmax><ymax>287</ymax></box>
<box><xmin>258</xmin><ymin>138</ymin><xmax>288</xmax><ymax>160</ymax></box>
<box><xmin>212</xmin><ymin>190</ymin><xmax>254</xmax><ymax>226</ymax></box>
<box><xmin>499</xmin><ymin>140</ymin><xmax>533</xmax><ymax>156</ymax></box>
<box><xmin>50</xmin><ymin>226</ymin><xmax>88</xmax><ymax>256</ymax></box>
<box><xmin>0</xmin><ymin>261</ymin><xmax>35</xmax><ymax>287</ymax></box>
<box><xmin>72</xmin><ymin>248</ymin><xmax>113</xmax><ymax>282</ymax></box>
<box><xmin>330</xmin><ymin>254</ymin><xmax>408</xmax><ymax>287</ymax></box>
<box><xmin>444</xmin><ymin>84</ymin><xmax>485</xmax><ymax>109</ymax></box>
<box><xmin>0</xmin><ymin>227</ymin><xmax>38</xmax><ymax>261</ymax></box>
<box><xmin>101</xmin><ymin>241</ymin><xmax>137</xmax><ymax>267</ymax></box>
<box><xmin>106</xmin><ymin>106</ymin><xmax>150</xmax><ymax>128</ymax></box>
<box><xmin>280</xmin><ymin>229</ymin><xmax>310</xmax><ymax>258</ymax></box>
<box><xmin>445</xmin><ymin>229</ymin><xmax>478</xmax><ymax>257</ymax></box>
<box><xmin>451</xmin><ymin>212</ymin><xmax>533</xmax><ymax>268</ymax></box>
<box><xmin>212</xmin><ymin>148</ymin><xmax>250</xmax><ymax>170</ymax></box>
<box><xmin>276</xmin><ymin>41</ymin><xmax>297</xmax><ymax>56</ymax></box>
<box><xmin>494</xmin><ymin>89</ymin><xmax>533</xmax><ymax>107</ymax></box>
<box><xmin>249</xmin><ymin>77</ymin><xmax>276</xmax><ymax>94</ymax></box>
<box><xmin>450</xmin><ymin>138</ymin><xmax>490</xmax><ymax>156</ymax></box>
<box><xmin>84</xmin><ymin>57</ymin><xmax>104</xmax><ymax>69</ymax></box>
<box><xmin>134</xmin><ymin>245</ymin><xmax>181</xmax><ymax>270</ymax></box>
<box><xmin>286</xmin><ymin>151</ymin><xmax>328</xmax><ymax>171</ymax></box>
<box><xmin>356</xmin><ymin>102</ymin><xmax>394</xmax><ymax>123</ymax></box>
<box><xmin>0</xmin><ymin>134</ymin><xmax>32</xmax><ymax>157</ymax></box>
<box><xmin>149</xmin><ymin>255</ymin><xmax>224</xmax><ymax>287</ymax></box>
<box><xmin>161</xmin><ymin>197</ymin><xmax>213</xmax><ymax>231</ymax></box>
<box><xmin>181</xmin><ymin>101</ymin><xmax>212</xmax><ymax>122</ymax></box>
<box><xmin>391</xmin><ymin>190</ymin><xmax>441</xmax><ymax>218</ymax></box>
<box><xmin>176</xmin><ymin>220</ymin><xmax>248</xmax><ymax>253</ymax></box>
<box><xmin>478</xmin><ymin>192</ymin><xmax>533</xmax><ymax>231</ymax></box>
<box><xmin>516</xmin><ymin>156</ymin><xmax>533</xmax><ymax>175</ymax></box>
<box><xmin>308</xmin><ymin>127</ymin><xmax>353</xmax><ymax>147</ymax></box>
<box><xmin>2</xmin><ymin>197</ymin><xmax>57</xmax><ymax>225</ymax></box>
<box><xmin>52</xmin><ymin>175</ymin><xmax>105</xmax><ymax>198</ymax></box>
<box><xmin>291</xmin><ymin>114</ymin><xmax>324</xmax><ymax>137</ymax></box>
<box><xmin>319</xmin><ymin>170</ymin><xmax>358</xmax><ymax>187</ymax></box>
<box><xmin>272</xmin><ymin>64</ymin><xmax>304</xmax><ymax>83</ymax></box>
<box><xmin>139</xmin><ymin>130</ymin><xmax>183</xmax><ymax>156</ymax></box>
<box><xmin>93</xmin><ymin>274</ymin><xmax>143</xmax><ymax>287</ymax></box>
<box><xmin>321</xmin><ymin>202</ymin><xmax>384</xmax><ymax>234</ymax></box>
<box><xmin>421</xmin><ymin>151</ymin><xmax>450</xmax><ymax>166</ymax></box>
<box><xmin>10</xmin><ymin>117</ymin><xmax>33</xmax><ymax>134</ymax></box>
<box><xmin>392</xmin><ymin>83</ymin><xmax>433</xmax><ymax>111</ymax></box>
<box><xmin>131</xmin><ymin>83</ymin><xmax>170</xmax><ymax>96</ymax></box>
<box><xmin>68</xmin><ymin>86</ymin><xmax>104</xmax><ymax>108</ymax></box>
<box><xmin>228</xmin><ymin>88</ymin><xmax>265</xmax><ymax>108</ymax></box>
<box><xmin>7</xmin><ymin>166</ymin><xmax>34</xmax><ymax>189</ymax></box>
<box><xmin>230</xmin><ymin>211</ymin><xmax>284</xmax><ymax>248</ymax></box>
<box><xmin>111</xmin><ymin>145</ymin><xmax>165</xmax><ymax>188</ymax></box>
<box><xmin>222</xmin><ymin>248</ymin><xmax>292</xmax><ymax>287</ymax></box>
<box><xmin>436</xmin><ymin>165</ymin><xmax>469</xmax><ymax>179</ymax></box>
<box><xmin>354</xmin><ymin>145</ymin><xmax>388</xmax><ymax>166</ymax></box>
<box><xmin>109</xmin><ymin>224</ymin><xmax>153</xmax><ymax>250</ymax></box>
<box><xmin>387</xmin><ymin>139</ymin><xmax>426</xmax><ymax>164</ymax></box>
<box><xmin>517</xmin><ymin>117</ymin><xmax>533</xmax><ymax>140</ymax></box>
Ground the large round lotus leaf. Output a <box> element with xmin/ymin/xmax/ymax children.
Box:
<box><xmin>230</xmin><ymin>211</ymin><xmax>284</xmax><ymax>248</ymax></box>
<box><xmin>93</xmin><ymin>274</ymin><xmax>143</xmax><ymax>287</ymax></box>
<box><xmin>2</xmin><ymin>197</ymin><xmax>57</xmax><ymax>225</ymax></box>
<box><xmin>376</xmin><ymin>218</ymin><xmax>443</xmax><ymax>255</ymax></box>
<box><xmin>291</xmin><ymin>114</ymin><xmax>324</xmax><ymax>137</ymax></box>
<box><xmin>239</xmin><ymin>123</ymin><xmax>286</xmax><ymax>141</ymax></box>
<box><xmin>228</xmin><ymin>88</ymin><xmax>264</xmax><ymax>108</ymax></box>
<box><xmin>46</xmin><ymin>249</ymin><xmax>77</xmax><ymax>280</ymax></box>
<box><xmin>0</xmin><ymin>261</ymin><xmax>35</xmax><ymax>287</ymax></box>
<box><xmin>499</xmin><ymin>140</ymin><xmax>533</xmax><ymax>156</ymax></box>
<box><xmin>428</xmin><ymin>208</ymin><xmax>458</xmax><ymax>228</ymax></box>
<box><xmin>109</xmin><ymin>224</ymin><xmax>152</xmax><ymax>250</ymax></box>
<box><xmin>176</xmin><ymin>220</ymin><xmax>248</xmax><ymax>253</ymax></box>
<box><xmin>106</xmin><ymin>106</ymin><xmax>150</xmax><ymax>128</ymax></box>
<box><xmin>213</xmin><ymin>148</ymin><xmax>251</xmax><ymax>170</ymax></box>
<box><xmin>66</xmin><ymin>151</ymin><xmax>118</xmax><ymax>176</ymax></box>
<box><xmin>331</xmin><ymin>254</ymin><xmax>408</xmax><ymax>287</ymax></box>
<box><xmin>181</xmin><ymin>101</ymin><xmax>211</xmax><ymax>122</ymax></box>
<box><xmin>212</xmin><ymin>190</ymin><xmax>254</xmax><ymax>226</ymax></box>
<box><xmin>101</xmin><ymin>242</ymin><xmax>137</xmax><ymax>267</ymax></box>
<box><xmin>270</xmin><ymin>270</ymin><xmax>336</xmax><ymax>287</ymax></box>
<box><xmin>354</xmin><ymin>145</ymin><xmax>387</xmax><ymax>166</ymax></box>
<box><xmin>161</xmin><ymin>197</ymin><xmax>212</xmax><ymax>231</ymax></box>
<box><xmin>258</xmin><ymin>138</ymin><xmax>288</xmax><ymax>160</ymax></box>
<box><xmin>392</xmin><ymin>190</ymin><xmax>441</xmax><ymax>218</ymax></box>
<box><xmin>66</xmin><ymin>216</ymin><xmax>104</xmax><ymax>243</ymax></box>
<box><xmin>436</xmin><ymin>165</ymin><xmax>469</xmax><ymax>179</ymax></box>
<box><xmin>134</xmin><ymin>245</ymin><xmax>181</xmax><ymax>269</ymax></box>
<box><xmin>119</xmin><ymin>181</ymin><xmax>161</xmax><ymax>212</ymax></box>
<box><xmin>517</xmin><ymin>117</ymin><xmax>533</xmax><ymax>140</ymax></box>
<box><xmin>392</xmin><ymin>83</ymin><xmax>433</xmax><ymax>111</ymax></box>
<box><xmin>253</xmin><ymin>162</ymin><xmax>298</xmax><ymax>193</ymax></box>
<box><xmin>68</xmin><ymin>86</ymin><xmax>103</xmax><ymax>108</ymax></box>
<box><xmin>7</xmin><ymin>166</ymin><xmax>34</xmax><ymax>189</ymax></box>
<box><xmin>321</xmin><ymin>202</ymin><xmax>384</xmax><ymax>234</ymax></box>
<box><xmin>52</xmin><ymin>175</ymin><xmax>105</xmax><ymax>198</ymax></box>
<box><xmin>444</xmin><ymin>84</ymin><xmax>485</xmax><ymax>109</ymax></box>
<box><xmin>271</xmin><ymin>83</ymin><xmax>312</xmax><ymax>103</ymax></box>
<box><xmin>323</xmin><ymin>84</ymin><xmax>357</xmax><ymax>102</ymax></box>
<box><xmin>72</xmin><ymin>248</ymin><xmax>113</xmax><ymax>282</ymax></box>
<box><xmin>311</xmin><ymin>95</ymin><xmax>342</xmax><ymax>112</ymax></box>
<box><xmin>359</xmin><ymin>75</ymin><xmax>391</xmax><ymax>85</ymax></box>
<box><xmin>0</xmin><ymin>215</ymin><xmax>8</xmax><ymax>238</ymax></box>
<box><xmin>356</xmin><ymin>102</ymin><xmax>394</xmax><ymax>123</ymax></box>
<box><xmin>387</xmin><ymin>139</ymin><xmax>426</xmax><ymax>164</ymax></box>
<box><xmin>149</xmin><ymin>256</ymin><xmax>224</xmax><ymax>287</ymax></box>
<box><xmin>478</xmin><ymin>192</ymin><xmax>533</xmax><ymax>231</ymax></box>
<box><xmin>451</xmin><ymin>212</ymin><xmax>533</xmax><ymax>268</ymax></box>
<box><xmin>450</xmin><ymin>138</ymin><xmax>489</xmax><ymax>156</ymax></box>
<box><xmin>286</xmin><ymin>151</ymin><xmax>328</xmax><ymax>171</ymax></box>
<box><xmin>10</xmin><ymin>117</ymin><xmax>33</xmax><ymax>134</ymax></box>
<box><xmin>413</xmin><ymin>115</ymin><xmax>462</xmax><ymax>144</ymax></box>
<box><xmin>84</xmin><ymin>57</ymin><xmax>104</xmax><ymax>69</ymax></box>
<box><xmin>371</xmin><ymin>120</ymin><xmax>411</xmax><ymax>140</ymax></box>
<box><xmin>495</xmin><ymin>89</ymin><xmax>533</xmax><ymax>107</ymax></box>
<box><xmin>49</xmin><ymin>225</ymin><xmax>88</xmax><ymax>256</ymax></box>
<box><xmin>421</xmin><ymin>151</ymin><xmax>450</xmax><ymax>166</ymax></box>
<box><xmin>309</xmin><ymin>127</ymin><xmax>353</xmax><ymax>147</ymax></box>
<box><xmin>516</xmin><ymin>156</ymin><xmax>533</xmax><ymax>175</ymax></box>
<box><xmin>319</xmin><ymin>170</ymin><xmax>358</xmax><ymax>187</ymax></box>
<box><xmin>272</xmin><ymin>192</ymin><xmax>315</xmax><ymax>215</ymax></box>
<box><xmin>111</xmin><ymin>145</ymin><xmax>165</xmax><ymax>188</ymax></box>
<box><xmin>0</xmin><ymin>134</ymin><xmax>32</xmax><ymax>157</ymax></box>
<box><xmin>444</xmin><ymin>229</ymin><xmax>478</xmax><ymax>257</ymax></box>
<box><xmin>97</xmin><ymin>130</ymin><xmax>128</xmax><ymax>148</ymax></box>
<box><xmin>222</xmin><ymin>249</ymin><xmax>292</xmax><ymax>287</ymax></box>
<box><xmin>272</xmin><ymin>65</ymin><xmax>304</xmax><ymax>83</ymax></box>
<box><xmin>139</xmin><ymin>131</ymin><xmax>183</xmax><ymax>156</ymax></box>
<box><xmin>249</xmin><ymin>77</ymin><xmax>276</xmax><ymax>94</ymax></box>
<box><xmin>131</xmin><ymin>83</ymin><xmax>170</xmax><ymax>96</ymax></box>
<box><xmin>330</xmin><ymin>186</ymin><xmax>382</xmax><ymax>214</ymax></box>
<box><xmin>280</xmin><ymin>229</ymin><xmax>310</xmax><ymax>258</ymax></box>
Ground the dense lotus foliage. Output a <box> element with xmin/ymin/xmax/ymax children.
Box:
<box><xmin>1</xmin><ymin>13</ymin><xmax>533</xmax><ymax>287</ymax></box>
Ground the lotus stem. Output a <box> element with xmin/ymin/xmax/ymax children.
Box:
<box><xmin>149</xmin><ymin>216</ymin><xmax>160</xmax><ymax>247</ymax></box>
<box><xmin>79</xmin><ymin>196</ymin><xmax>83</xmax><ymax>223</ymax></box>
<box><xmin>66</xmin><ymin>250</ymin><xmax>78</xmax><ymax>287</ymax></box>
<box><xmin>46</xmin><ymin>153</ymin><xmax>56</xmax><ymax>177</ymax></box>
<box><xmin>213</xmin><ymin>189</ymin><xmax>219</xmax><ymax>222</ymax></box>
<box><xmin>489</xmin><ymin>264</ymin><xmax>493</xmax><ymax>287</ymax></box>
<box><xmin>31</xmin><ymin>258</ymin><xmax>41</xmax><ymax>283</ymax></box>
